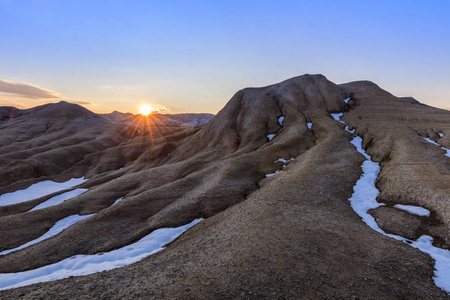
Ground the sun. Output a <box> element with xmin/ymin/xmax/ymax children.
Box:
<box><xmin>139</xmin><ymin>104</ymin><xmax>152</xmax><ymax>116</ymax></box>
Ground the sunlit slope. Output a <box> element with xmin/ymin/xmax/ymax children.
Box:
<box><xmin>0</xmin><ymin>75</ymin><xmax>449</xmax><ymax>299</ymax></box>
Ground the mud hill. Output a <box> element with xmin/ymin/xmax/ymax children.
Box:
<box><xmin>0</xmin><ymin>74</ymin><xmax>449</xmax><ymax>299</ymax></box>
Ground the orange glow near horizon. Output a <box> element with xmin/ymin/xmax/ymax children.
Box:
<box><xmin>139</xmin><ymin>104</ymin><xmax>152</xmax><ymax>116</ymax></box>
<box><xmin>138</xmin><ymin>104</ymin><xmax>168</xmax><ymax>116</ymax></box>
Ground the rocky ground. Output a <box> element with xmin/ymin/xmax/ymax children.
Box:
<box><xmin>0</xmin><ymin>74</ymin><xmax>449</xmax><ymax>299</ymax></box>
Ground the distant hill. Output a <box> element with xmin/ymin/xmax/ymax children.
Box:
<box><xmin>99</xmin><ymin>111</ymin><xmax>214</xmax><ymax>126</ymax></box>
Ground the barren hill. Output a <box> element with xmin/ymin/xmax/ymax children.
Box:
<box><xmin>0</xmin><ymin>75</ymin><xmax>449</xmax><ymax>299</ymax></box>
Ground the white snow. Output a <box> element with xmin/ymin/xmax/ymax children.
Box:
<box><xmin>265</xmin><ymin>170</ymin><xmax>282</xmax><ymax>177</ymax></box>
<box><xmin>344</xmin><ymin>97</ymin><xmax>351</xmax><ymax>104</ymax></box>
<box><xmin>0</xmin><ymin>219</ymin><xmax>203</xmax><ymax>291</ymax></box>
<box><xmin>29</xmin><ymin>189</ymin><xmax>88</xmax><ymax>211</ymax></box>
<box><xmin>278</xmin><ymin>116</ymin><xmax>285</xmax><ymax>126</ymax></box>
<box><xmin>349</xmin><ymin>133</ymin><xmax>450</xmax><ymax>294</ymax></box>
<box><xmin>112</xmin><ymin>197</ymin><xmax>123</xmax><ymax>205</ymax></box>
<box><xmin>307</xmin><ymin>122</ymin><xmax>313</xmax><ymax>129</ymax></box>
<box><xmin>0</xmin><ymin>214</ymin><xmax>94</xmax><ymax>256</ymax></box>
<box><xmin>331</xmin><ymin>113</ymin><xmax>345</xmax><ymax>124</ymax></box>
<box><xmin>422</xmin><ymin>136</ymin><xmax>450</xmax><ymax>158</ymax></box>
<box><xmin>274</xmin><ymin>158</ymin><xmax>294</xmax><ymax>164</ymax></box>
<box><xmin>423</xmin><ymin>136</ymin><xmax>440</xmax><ymax>146</ymax></box>
<box><xmin>345</xmin><ymin>126</ymin><xmax>355</xmax><ymax>134</ymax></box>
<box><xmin>0</xmin><ymin>178</ymin><xmax>87</xmax><ymax>206</ymax></box>
<box><xmin>348</xmin><ymin>136</ymin><xmax>385</xmax><ymax>231</ymax></box>
<box><xmin>335</xmin><ymin>109</ymin><xmax>450</xmax><ymax>294</ymax></box>
<box><xmin>394</xmin><ymin>204</ymin><xmax>430</xmax><ymax>217</ymax></box>
<box><xmin>267</xmin><ymin>134</ymin><xmax>276</xmax><ymax>141</ymax></box>
<box><xmin>411</xmin><ymin>236</ymin><xmax>450</xmax><ymax>294</ymax></box>
<box><xmin>265</xmin><ymin>158</ymin><xmax>294</xmax><ymax>177</ymax></box>
<box><xmin>438</xmin><ymin>133</ymin><xmax>444</xmax><ymax>138</ymax></box>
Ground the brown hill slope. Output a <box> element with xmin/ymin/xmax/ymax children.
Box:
<box><xmin>0</xmin><ymin>75</ymin><xmax>449</xmax><ymax>299</ymax></box>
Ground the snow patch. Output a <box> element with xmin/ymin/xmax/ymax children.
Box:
<box><xmin>423</xmin><ymin>137</ymin><xmax>440</xmax><ymax>146</ymax></box>
<box><xmin>438</xmin><ymin>133</ymin><xmax>444</xmax><ymax>138</ymax></box>
<box><xmin>265</xmin><ymin>170</ymin><xmax>282</xmax><ymax>177</ymax></box>
<box><xmin>112</xmin><ymin>197</ymin><xmax>123</xmax><ymax>205</ymax></box>
<box><xmin>265</xmin><ymin>158</ymin><xmax>294</xmax><ymax>177</ymax></box>
<box><xmin>331</xmin><ymin>113</ymin><xmax>345</xmax><ymax>124</ymax></box>
<box><xmin>307</xmin><ymin>122</ymin><xmax>313</xmax><ymax>129</ymax></box>
<box><xmin>422</xmin><ymin>136</ymin><xmax>450</xmax><ymax>158</ymax></box>
<box><xmin>0</xmin><ymin>214</ymin><xmax>94</xmax><ymax>256</ymax></box>
<box><xmin>29</xmin><ymin>189</ymin><xmax>88</xmax><ymax>211</ymax></box>
<box><xmin>0</xmin><ymin>219</ymin><xmax>203</xmax><ymax>291</ymax></box>
<box><xmin>394</xmin><ymin>204</ymin><xmax>430</xmax><ymax>217</ymax></box>
<box><xmin>267</xmin><ymin>134</ymin><xmax>276</xmax><ymax>141</ymax></box>
<box><xmin>411</xmin><ymin>236</ymin><xmax>450</xmax><ymax>293</ymax></box>
<box><xmin>350</xmin><ymin>133</ymin><xmax>450</xmax><ymax>294</ymax></box>
<box><xmin>348</xmin><ymin>136</ymin><xmax>385</xmax><ymax>231</ymax></box>
<box><xmin>274</xmin><ymin>158</ymin><xmax>294</xmax><ymax>164</ymax></box>
<box><xmin>344</xmin><ymin>97</ymin><xmax>350</xmax><ymax>104</ymax></box>
<box><xmin>345</xmin><ymin>126</ymin><xmax>355</xmax><ymax>134</ymax></box>
<box><xmin>0</xmin><ymin>178</ymin><xmax>87</xmax><ymax>206</ymax></box>
<box><xmin>278</xmin><ymin>116</ymin><xmax>285</xmax><ymax>126</ymax></box>
<box><xmin>336</xmin><ymin>108</ymin><xmax>450</xmax><ymax>294</ymax></box>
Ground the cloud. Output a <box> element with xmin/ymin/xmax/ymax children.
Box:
<box><xmin>0</xmin><ymin>79</ymin><xmax>59</xmax><ymax>99</ymax></box>
<box><xmin>71</xmin><ymin>101</ymin><xmax>93</xmax><ymax>106</ymax></box>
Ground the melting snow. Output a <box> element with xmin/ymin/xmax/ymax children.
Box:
<box><xmin>274</xmin><ymin>158</ymin><xmax>294</xmax><ymax>164</ymax></box>
<box><xmin>265</xmin><ymin>170</ymin><xmax>282</xmax><ymax>177</ymax></box>
<box><xmin>394</xmin><ymin>204</ymin><xmax>430</xmax><ymax>217</ymax></box>
<box><xmin>348</xmin><ymin>136</ymin><xmax>385</xmax><ymax>230</ymax></box>
<box><xmin>307</xmin><ymin>122</ymin><xmax>313</xmax><ymax>129</ymax></box>
<box><xmin>333</xmin><ymin>106</ymin><xmax>450</xmax><ymax>294</ymax></box>
<box><xmin>331</xmin><ymin>113</ymin><xmax>345</xmax><ymax>123</ymax></box>
<box><xmin>349</xmin><ymin>132</ymin><xmax>450</xmax><ymax>294</ymax></box>
<box><xmin>112</xmin><ymin>197</ymin><xmax>123</xmax><ymax>205</ymax></box>
<box><xmin>422</xmin><ymin>136</ymin><xmax>450</xmax><ymax>158</ymax></box>
<box><xmin>267</xmin><ymin>134</ymin><xmax>276</xmax><ymax>141</ymax></box>
<box><xmin>423</xmin><ymin>137</ymin><xmax>440</xmax><ymax>146</ymax></box>
<box><xmin>265</xmin><ymin>158</ymin><xmax>294</xmax><ymax>177</ymax></box>
<box><xmin>278</xmin><ymin>116</ymin><xmax>285</xmax><ymax>126</ymax></box>
<box><xmin>0</xmin><ymin>214</ymin><xmax>94</xmax><ymax>256</ymax></box>
<box><xmin>29</xmin><ymin>189</ymin><xmax>88</xmax><ymax>211</ymax></box>
<box><xmin>0</xmin><ymin>219</ymin><xmax>203</xmax><ymax>291</ymax></box>
<box><xmin>0</xmin><ymin>178</ymin><xmax>87</xmax><ymax>206</ymax></box>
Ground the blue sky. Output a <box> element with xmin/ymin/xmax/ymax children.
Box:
<box><xmin>1</xmin><ymin>0</ymin><xmax>449</xmax><ymax>113</ymax></box>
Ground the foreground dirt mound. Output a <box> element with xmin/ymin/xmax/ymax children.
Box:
<box><xmin>0</xmin><ymin>75</ymin><xmax>449</xmax><ymax>299</ymax></box>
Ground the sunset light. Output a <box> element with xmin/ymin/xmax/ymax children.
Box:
<box><xmin>139</xmin><ymin>104</ymin><xmax>152</xmax><ymax>116</ymax></box>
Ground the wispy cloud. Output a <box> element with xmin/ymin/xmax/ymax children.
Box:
<box><xmin>71</xmin><ymin>101</ymin><xmax>93</xmax><ymax>106</ymax></box>
<box><xmin>0</xmin><ymin>79</ymin><xmax>59</xmax><ymax>99</ymax></box>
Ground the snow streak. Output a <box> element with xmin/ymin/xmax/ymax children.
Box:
<box><xmin>0</xmin><ymin>214</ymin><xmax>94</xmax><ymax>256</ymax></box>
<box><xmin>422</xmin><ymin>136</ymin><xmax>450</xmax><ymax>158</ymax></box>
<box><xmin>0</xmin><ymin>219</ymin><xmax>203</xmax><ymax>291</ymax></box>
<box><xmin>0</xmin><ymin>178</ymin><xmax>87</xmax><ymax>206</ymax></box>
<box><xmin>332</xmin><ymin>111</ymin><xmax>450</xmax><ymax>294</ymax></box>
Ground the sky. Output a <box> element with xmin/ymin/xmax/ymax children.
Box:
<box><xmin>0</xmin><ymin>0</ymin><xmax>449</xmax><ymax>114</ymax></box>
